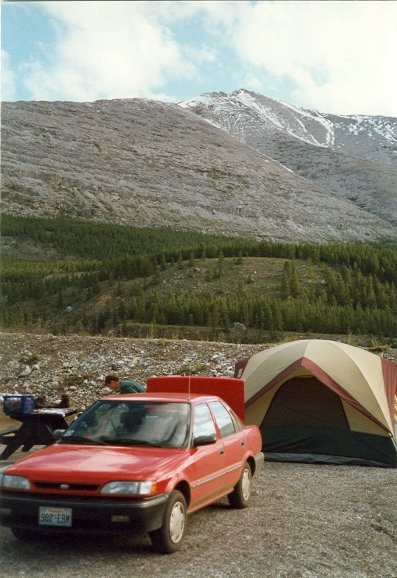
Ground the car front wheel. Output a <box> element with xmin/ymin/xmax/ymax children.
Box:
<box><xmin>228</xmin><ymin>462</ymin><xmax>252</xmax><ymax>508</ymax></box>
<box><xmin>150</xmin><ymin>490</ymin><xmax>187</xmax><ymax>553</ymax></box>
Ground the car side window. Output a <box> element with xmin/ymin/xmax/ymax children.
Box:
<box><xmin>229</xmin><ymin>408</ymin><xmax>244</xmax><ymax>431</ymax></box>
<box><xmin>193</xmin><ymin>403</ymin><xmax>217</xmax><ymax>439</ymax></box>
<box><xmin>209</xmin><ymin>401</ymin><xmax>236</xmax><ymax>437</ymax></box>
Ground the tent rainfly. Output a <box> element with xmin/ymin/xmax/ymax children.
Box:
<box><xmin>235</xmin><ymin>340</ymin><xmax>397</xmax><ymax>467</ymax></box>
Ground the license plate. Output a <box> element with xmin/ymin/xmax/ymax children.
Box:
<box><xmin>39</xmin><ymin>506</ymin><xmax>72</xmax><ymax>527</ymax></box>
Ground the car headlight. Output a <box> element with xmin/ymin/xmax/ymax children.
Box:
<box><xmin>1</xmin><ymin>474</ymin><xmax>31</xmax><ymax>490</ymax></box>
<box><xmin>100</xmin><ymin>481</ymin><xmax>156</xmax><ymax>495</ymax></box>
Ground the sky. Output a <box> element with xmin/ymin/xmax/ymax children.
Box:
<box><xmin>1</xmin><ymin>0</ymin><xmax>397</xmax><ymax>116</ymax></box>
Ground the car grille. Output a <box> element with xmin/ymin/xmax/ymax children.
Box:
<box><xmin>34</xmin><ymin>481</ymin><xmax>100</xmax><ymax>491</ymax></box>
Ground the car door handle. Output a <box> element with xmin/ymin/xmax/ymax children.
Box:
<box><xmin>240</xmin><ymin>441</ymin><xmax>245</xmax><ymax>446</ymax></box>
<box><xmin>219</xmin><ymin>449</ymin><xmax>224</xmax><ymax>455</ymax></box>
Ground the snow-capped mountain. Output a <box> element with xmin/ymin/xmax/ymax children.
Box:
<box><xmin>180</xmin><ymin>89</ymin><xmax>396</xmax><ymax>165</ymax></box>
<box><xmin>1</xmin><ymin>94</ymin><xmax>396</xmax><ymax>244</ymax></box>
<box><xmin>180</xmin><ymin>89</ymin><xmax>397</xmax><ymax>225</ymax></box>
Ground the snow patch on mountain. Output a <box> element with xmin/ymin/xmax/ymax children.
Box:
<box><xmin>179</xmin><ymin>89</ymin><xmax>397</xmax><ymax>226</ymax></box>
<box><xmin>180</xmin><ymin>89</ymin><xmax>397</xmax><ymax>166</ymax></box>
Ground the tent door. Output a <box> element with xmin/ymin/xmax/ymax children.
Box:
<box><xmin>261</xmin><ymin>377</ymin><xmax>349</xmax><ymax>429</ymax></box>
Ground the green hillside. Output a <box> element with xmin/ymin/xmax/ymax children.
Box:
<box><xmin>1</xmin><ymin>214</ymin><xmax>396</xmax><ymax>344</ymax></box>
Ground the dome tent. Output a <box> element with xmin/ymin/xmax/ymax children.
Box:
<box><xmin>235</xmin><ymin>340</ymin><xmax>397</xmax><ymax>467</ymax></box>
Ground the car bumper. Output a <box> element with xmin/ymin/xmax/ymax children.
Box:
<box><xmin>0</xmin><ymin>491</ymin><xmax>169</xmax><ymax>536</ymax></box>
<box><xmin>254</xmin><ymin>451</ymin><xmax>265</xmax><ymax>474</ymax></box>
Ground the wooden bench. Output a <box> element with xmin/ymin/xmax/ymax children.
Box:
<box><xmin>0</xmin><ymin>426</ymin><xmax>20</xmax><ymax>445</ymax></box>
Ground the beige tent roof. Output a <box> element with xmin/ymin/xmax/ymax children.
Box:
<box><xmin>239</xmin><ymin>340</ymin><xmax>396</xmax><ymax>434</ymax></box>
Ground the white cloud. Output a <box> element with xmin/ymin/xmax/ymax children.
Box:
<box><xmin>226</xmin><ymin>1</ymin><xmax>397</xmax><ymax>115</ymax></box>
<box><xmin>243</xmin><ymin>74</ymin><xmax>264</xmax><ymax>93</ymax></box>
<box><xmin>173</xmin><ymin>0</ymin><xmax>397</xmax><ymax>115</ymax></box>
<box><xmin>10</xmin><ymin>0</ymin><xmax>397</xmax><ymax>115</ymax></box>
<box><xmin>23</xmin><ymin>1</ymin><xmax>196</xmax><ymax>101</ymax></box>
<box><xmin>1</xmin><ymin>50</ymin><xmax>16</xmax><ymax>101</ymax></box>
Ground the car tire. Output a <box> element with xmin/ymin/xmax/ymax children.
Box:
<box><xmin>150</xmin><ymin>490</ymin><xmax>187</xmax><ymax>554</ymax></box>
<box><xmin>228</xmin><ymin>461</ymin><xmax>252</xmax><ymax>509</ymax></box>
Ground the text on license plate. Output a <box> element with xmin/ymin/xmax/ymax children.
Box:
<box><xmin>39</xmin><ymin>506</ymin><xmax>72</xmax><ymax>527</ymax></box>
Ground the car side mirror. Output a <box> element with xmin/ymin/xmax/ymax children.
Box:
<box><xmin>192</xmin><ymin>433</ymin><xmax>217</xmax><ymax>447</ymax></box>
<box><xmin>53</xmin><ymin>429</ymin><xmax>66</xmax><ymax>440</ymax></box>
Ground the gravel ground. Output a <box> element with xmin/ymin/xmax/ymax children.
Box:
<box><xmin>0</xmin><ymin>333</ymin><xmax>396</xmax><ymax>577</ymax></box>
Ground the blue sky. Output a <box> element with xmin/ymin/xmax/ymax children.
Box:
<box><xmin>2</xmin><ymin>1</ymin><xmax>396</xmax><ymax>116</ymax></box>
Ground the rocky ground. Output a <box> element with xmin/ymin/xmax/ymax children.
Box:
<box><xmin>1</xmin><ymin>332</ymin><xmax>396</xmax><ymax>413</ymax></box>
<box><xmin>0</xmin><ymin>332</ymin><xmax>268</xmax><ymax>414</ymax></box>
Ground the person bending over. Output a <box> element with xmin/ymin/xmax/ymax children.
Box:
<box><xmin>105</xmin><ymin>374</ymin><xmax>146</xmax><ymax>394</ymax></box>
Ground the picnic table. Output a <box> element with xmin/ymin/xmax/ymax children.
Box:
<box><xmin>0</xmin><ymin>408</ymin><xmax>78</xmax><ymax>460</ymax></box>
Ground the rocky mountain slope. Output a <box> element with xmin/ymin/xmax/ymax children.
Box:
<box><xmin>180</xmin><ymin>89</ymin><xmax>397</xmax><ymax>227</ymax></box>
<box><xmin>1</xmin><ymin>95</ymin><xmax>396</xmax><ymax>244</ymax></box>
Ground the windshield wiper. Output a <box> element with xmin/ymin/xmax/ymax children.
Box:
<box><xmin>111</xmin><ymin>437</ymin><xmax>163</xmax><ymax>447</ymax></box>
<box><xmin>60</xmin><ymin>435</ymin><xmax>164</xmax><ymax>447</ymax></box>
<box><xmin>59</xmin><ymin>435</ymin><xmax>102</xmax><ymax>445</ymax></box>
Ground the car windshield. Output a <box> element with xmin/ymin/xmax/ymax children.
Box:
<box><xmin>61</xmin><ymin>400</ymin><xmax>191</xmax><ymax>448</ymax></box>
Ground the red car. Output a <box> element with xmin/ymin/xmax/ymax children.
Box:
<box><xmin>0</xmin><ymin>376</ymin><xmax>263</xmax><ymax>553</ymax></box>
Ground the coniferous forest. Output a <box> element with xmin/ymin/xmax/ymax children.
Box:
<box><xmin>1</xmin><ymin>214</ymin><xmax>396</xmax><ymax>344</ymax></box>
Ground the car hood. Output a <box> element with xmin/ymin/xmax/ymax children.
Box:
<box><xmin>4</xmin><ymin>444</ymin><xmax>189</xmax><ymax>484</ymax></box>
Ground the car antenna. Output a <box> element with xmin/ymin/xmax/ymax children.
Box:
<box><xmin>188</xmin><ymin>366</ymin><xmax>192</xmax><ymax>400</ymax></box>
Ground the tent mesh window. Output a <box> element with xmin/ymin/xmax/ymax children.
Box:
<box><xmin>261</xmin><ymin>378</ymin><xmax>349</xmax><ymax>429</ymax></box>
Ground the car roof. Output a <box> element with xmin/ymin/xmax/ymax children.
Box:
<box><xmin>101</xmin><ymin>392</ymin><xmax>222</xmax><ymax>404</ymax></box>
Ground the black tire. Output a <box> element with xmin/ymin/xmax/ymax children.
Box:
<box><xmin>228</xmin><ymin>462</ymin><xmax>252</xmax><ymax>508</ymax></box>
<box><xmin>150</xmin><ymin>490</ymin><xmax>187</xmax><ymax>554</ymax></box>
<box><xmin>12</xmin><ymin>528</ymin><xmax>37</xmax><ymax>542</ymax></box>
